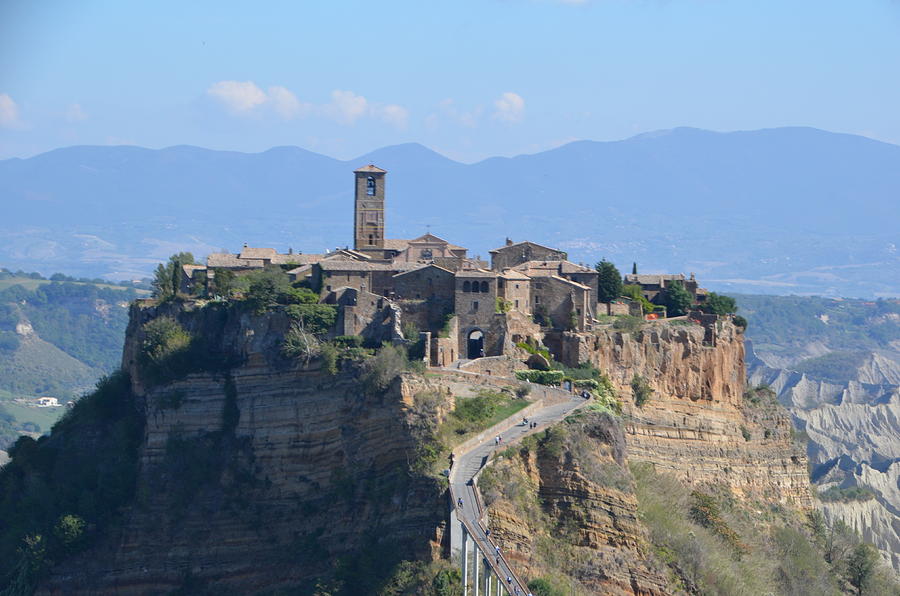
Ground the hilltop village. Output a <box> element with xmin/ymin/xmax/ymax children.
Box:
<box><xmin>182</xmin><ymin>165</ymin><xmax>710</xmax><ymax>365</ymax></box>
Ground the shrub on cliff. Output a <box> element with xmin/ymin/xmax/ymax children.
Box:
<box><xmin>631</xmin><ymin>374</ymin><xmax>653</xmax><ymax>407</ymax></box>
<box><xmin>360</xmin><ymin>344</ymin><xmax>408</xmax><ymax>393</ymax></box>
<box><xmin>141</xmin><ymin>316</ymin><xmax>191</xmax><ymax>364</ymax></box>
<box><xmin>612</xmin><ymin>315</ymin><xmax>644</xmax><ymax>333</ymax></box>
<box><xmin>285</xmin><ymin>303</ymin><xmax>337</xmax><ymax>335</ymax></box>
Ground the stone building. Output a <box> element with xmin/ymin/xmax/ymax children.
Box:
<box><xmin>490</xmin><ymin>239</ymin><xmax>567</xmax><ymax>271</ymax></box>
<box><xmin>623</xmin><ymin>273</ymin><xmax>708</xmax><ymax>305</ymax></box>
<box><xmin>192</xmin><ymin>163</ymin><xmax>711</xmax><ymax>366</ymax></box>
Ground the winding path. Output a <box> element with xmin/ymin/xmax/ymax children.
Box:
<box><xmin>447</xmin><ymin>375</ymin><xmax>588</xmax><ymax>595</ymax></box>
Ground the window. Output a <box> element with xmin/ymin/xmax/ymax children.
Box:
<box><xmin>421</xmin><ymin>248</ymin><xmax>433</xmax><ymax>259</ymax></box>
<box><xmin>514</xmin><ymin>300</ymin><xmax>519</xmax><ymax>308</ymax></box>
<box><xmin>473</xmin><ymin>300</ymin><xmax>479</xmax><ymax>311</ymax></box>
<box><xmin>366</xmin><ymin>176</ymin><xmax>376</xmax><ymax>196</ymax></box>
<box><xmin>515</xmin><ymin>284</ymin><xmax>519</xmax><ymax>289</ymax></box>
<box><xmin>368</xmin><ymin>234</ymin><xmax>374</xmax><ymax>245</ymax></box>
<box><xmin>326</xmin><ymin>285</ymin><xmax>331</xmax><ymax>291</ymax></box>
<box><xmin>480</xmin><ymin>281</ymin><xmax>489</xmax><ymax>293</ymax></box>
<box><xmin>463</xmin><ymin>281</ymin><xmax>471</xmax><ymax>292</ymax></box>
<box><xmin>472</xmin><ymin>282</ymin><xmax>480</xmax><ymax>293</ymax></box>
<box><xmin>535</xmin><ymin>296</ymin><xmax>540</xmax><ymax>304</ymax></box>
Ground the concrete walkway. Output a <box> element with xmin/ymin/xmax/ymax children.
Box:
<box><xmin>449</xmin><ymin>386</ymin><xmax>588</xmax><ymax>595</ymax></box>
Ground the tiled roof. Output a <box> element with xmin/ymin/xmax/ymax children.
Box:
<box><xmin>499</xmin><ymin>270</ymin><xmax>531</xmax><ymax>281</ymax></box>
<box><xmin>454</xmin><ymin>269</ymin><xmax>498</xmax><ymax>279</ymax></box>
<box><xmin>512</xmin><ymin>260</ymin><xmax>593</xmax><ymax>276</ymax></box>
<box><xmin>318</xmin><ymin>260</ymin><xmax>425</xmax><ymax>272</ymax></box>
<box><xmin>354</xmin><ymin>164</ymin><xmax>387</xmax><ymax>173</ymax></box>
<box><xmin>383</xmin><ymin>238</ymin><xmax>411</xmax><ymax>251</ymax></box>
<box><xmin>270</xmin><ymin>253</ymin><xmax>323</xmax><ymax>265</ymax></box>
<box><xmin>624</xmin><ymin>273</ymin><xmax>686</xmax><ymax>285</ymax></box>
<box><xmin>548</xmin><ymin>275</ymin><xmax>592</xmax><ymax>291</ymax></box>
<box><xmin>393</xmin><ymin>264</ymin><xmax>454</xmax><ymax>278</ymax></box>
<box><xmin>489</xmin><ymin>240</ymin><xmax>562</xmax><ymax>254</ymax></box>
<box><xmin>207</xmin><ymin>253</ymin><xmax>260</xmax><ymax>268</ymax></box>
<box><xmin>239</xmin><ymin>247</ymin><xmax>277</xmax><ymax>259</ymax></box>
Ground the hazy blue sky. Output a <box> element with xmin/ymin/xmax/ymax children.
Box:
<box><xmin>1</xmin><ymin>0</ymin><xmax>899</xmax><ymax>162</ymax></box>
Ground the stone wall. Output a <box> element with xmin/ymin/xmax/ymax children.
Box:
<box><xmin>51</xmin><ymin>302</ymin><xmax>447</xmax><ymax>594</ymax></box>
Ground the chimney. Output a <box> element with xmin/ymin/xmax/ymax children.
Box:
<box><xmin>505</xmin><ymin>237</ymin><xmax>513</xmax><ymax>246</ymax></box>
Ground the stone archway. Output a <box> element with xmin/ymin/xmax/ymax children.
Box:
<box><xmin>467</xmin><ymin>329</ymin><xmax>485</xmax><ymax>359</ymax></box>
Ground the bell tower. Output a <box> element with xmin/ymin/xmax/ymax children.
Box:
<box><xmin>353</xmin><ymin>164</ymin><xmax>386</xmax><ymax>251</ymax></box>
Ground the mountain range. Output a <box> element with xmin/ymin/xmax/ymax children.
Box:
<box><xmin>3</xmin><ymin>126</ymin><xmax>899</xmax><ymax>297</ymax></box>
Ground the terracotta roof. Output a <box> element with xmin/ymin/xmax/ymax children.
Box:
<box><xmin>499</xmin><ymin>270</ymin><xmax>531</xmax><ymax>281</ymax></box>
<box><xmin>489</xmin><ymin>240</ymin><xmax>562</xmax><ymax>255</ymax></box>
<box><xmin>392</xmin><ymin>264</ymin><xmax>454</xmax><ymax>278</ymax></box>
<box><xmin>548</xmin><ymin>275</ymin><xmax>592</xmax><ymax>291</ymax></box>
<box><xmin>207</xmin><ymin>253</ymin><xmax>261</xmax><ymax>268</ymax></box>
<box><xmin>182</xmin><ymin>264</ymin><xmax>207</xmax><ymax>278</ymax></box>
<box><xmin>239</xmin><ymin>247</ymin><xmax>277</xmax><ymax>260</ymax></box>
<box><xmin>624</xmin><ymin>273</ymin><xmax>686</xmax><ymax>285</ymax></box>
<box><xmin>454</xmin><ymin>269</ymin><xmax>498</xmax><ymax>279</ymax></box>
<box><xmin>318</xmin><ymin>260</ymin><xmax>424</xmax><ymax>272</ymax></box>
<box><xmin>270</xmin><ymin>253</ymin><xmax>323</xmax><ymax>265</ymax></box>
<box><xmin>512</xmin><ymin>260</ymin><xmax>593</xmax><ymax>276</ymax></box>
<box><xmin>354</xmin><ymin>164</ymin><xmax>387</xmax><ymax>173</ymax></box>
<box><xmin>286</xmin><ymin>264</ymin><xmax>313</xmax><ymax>276</ymax></box>
<box><xmin>383</xmin><ymin>238</ymin><xmax>411</xmax><ymax>251</ymax></box>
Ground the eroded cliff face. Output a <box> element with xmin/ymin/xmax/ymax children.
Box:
<box><xmin>41</xmin><ymin>301</ymin><xmax>448</xmax><ymax>594</ymax></box>
<box><xmin>481</xmin><ymin>414</ymin><xmax>672</xmax><ymax>596</ymax></box>
<box><xmin>559</xmin><ymin>321</ymin><xmax>811</xmax><ymax>507</ymax></box>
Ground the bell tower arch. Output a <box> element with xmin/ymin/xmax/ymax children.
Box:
<box><xmin>353</xmin><ymin>164</ymin><xmax>386</xmax><ymax>251</ymax></box>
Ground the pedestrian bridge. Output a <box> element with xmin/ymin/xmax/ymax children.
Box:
<box><xmin>442</xmin><ymin>368</ymin><xmax>587</xmax><ymax>595</ymax></box>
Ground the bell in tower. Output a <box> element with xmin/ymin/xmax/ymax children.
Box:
<box><xmin>353</xmin><ymin>164</ymin><xmax>387</xmax><ymax>252</ymax></box>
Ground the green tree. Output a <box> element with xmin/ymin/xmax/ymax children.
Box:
<box><xmin>631</xmin><ymin>373</ymin><xmax>653</xmax><ymax>407</ymax></box>
<box><xmin>152</xmin><ymin>252</ymin><xmax>195</xmax><ymax>299</ymax></box>
<box><xmin>703</xmin><ymin>292</ymin><xmax>738</xmax><ymax>315</ymax></box>
<box><xmin>846</xmin><ymin>543</ymin><xmax>880</xmax><ymax>595</ymax></box>
<box><xmin>662</xmin><ymin>280</ymin><xmax>692</xmax><ymax>317</ymax></box>
<box><xmin>595</xmin><ymin>259</ymin><xmax>623</xmax><ymax>303</ymax></box>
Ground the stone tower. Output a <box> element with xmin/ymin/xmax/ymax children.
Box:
<box><xmin>353</xmin><ymin>164</ymin><xmax>387</xmax><ymax>251</ymax></box>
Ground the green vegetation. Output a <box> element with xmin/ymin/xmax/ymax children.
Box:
<box><xmin>817</xmin><ymin>485</ymin><xmax>876</xmax><ymax>503</ymax></box>
<box><xmin>661</xmin><ymin>280</ymin><xmax>692</xmax><ymax>317</ymax></box>
<box><xmin>631</xmin><ymin>374</ymin><xmax>653</xmax><ymax>407</ymax></box>
<box><xmin>700</xmin><ymin>292</ymin><xmax>738</xmax><ymax>315</ymax></box>
<box><xmin>612</xmin><ymin>314</ymin><xmax>644</xmax><ymax>333</ymax></box>
<box><xmin>152</xmin><ymin>252</ymin><xmax>195</xmax><ymax>299</ymax></box>
<box><xmin>444</xmin><ymin>390</ymin><xmax>530</xmax><ymax>437</ymax></box>
<box><xmin>0</xmin><ymin>372</ymin><xmax>144</xmax><ymax>593</ymax></box>
<box><xmin>515</xmin><ymin>340</ymin><xmax>552</xmax><ymax>362</ymax></box>
<box><xmin>495</xmin><ymin>296</ymin><xmax>512</xmax><ymax>314</ymax></box>
<box><xmin>594</xmin><ymin>259</ymin><xmax>623</xmax><ymax>303</ymax></box>
<box><xmin>621</xmin><ymin>284</ymin><xmax>655</xmax><ymax>314</ymax></box>
<box><xmin>515</xmin><ymin>370</ymin><xmax>564</xmax><ymax>385</ymax></box>
<box><xmin>793</xmin><ymin>351</ymin><xmax>869</xmax><ymax>384</ymax></box>
<box><xmin>376</xmin><ymin>560</ymin><xmax>462</xmax><ymax>595</ymax></box>
<box><xmin>735</xmin><ymin>295</ymin><xmax>900</xmax><ymax>367</ymax></box>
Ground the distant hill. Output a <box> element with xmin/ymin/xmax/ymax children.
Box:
<box><xmin>0</xmin><ymin>274</ymin><xmax>141</xmax><ymax>446</ymax></box>
<box><xmin>3</xmin><ymin>127</ymin><xmax>899</xmax><ymax>297</ymax></box>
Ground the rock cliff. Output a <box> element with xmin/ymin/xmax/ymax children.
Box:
<box><xmin>40</xmin><ymin>301</ymin><xmax>449</xmax><ymax>594</ymax></box>
<box><xmin>480</xmin><ymin>413</ymin><xmax>671</xmax><ymax>595</ymax></box>
<box><xmin>560</xmin><ymin>320</ymin><xmax>811</xmax><ymax>507</ymax></box>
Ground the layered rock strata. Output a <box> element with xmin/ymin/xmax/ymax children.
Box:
<box><xmin>559</xmin><ymin>320</ymin><xmax>811</xmax><ymax>506</ymax></box>
<box><xmin>41</xmin><ymin>302</ymin><xmax>448</xmax><ymax>594</ymax></box>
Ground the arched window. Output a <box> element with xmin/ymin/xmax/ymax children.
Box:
<box><xmin>471</xmin><ymin>281</ymin><xmax>479</xmax><ymax>293</ymax></box>
<box><xmin>480</xmin><ymin>281</ymin><xmax>489</xmax><ymax>293</ymax></box>
<box><xmin>463</xmin><ymin>281</ymin><xmax>471</xmax><ymax>292</ymax></box>
<box><xmin>366</xmin><ymin>176</ymin><xmax>376</xmax><ymax>196</ymax></box>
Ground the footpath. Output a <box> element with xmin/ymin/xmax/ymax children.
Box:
<box><xmin>444</xmin><ymin>369</ymin><xmax>588</xmax><ymax>595</ymax></box>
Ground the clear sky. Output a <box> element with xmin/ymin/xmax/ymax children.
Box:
<box><xmin>1</xmin><ymin>0</ymin><xmax>899</xmax><ymax>162</ymax></box>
